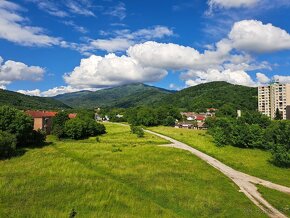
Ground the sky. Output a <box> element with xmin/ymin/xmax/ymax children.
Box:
<box><xmin>1</xmin><ymin>0</ymin><xmax>290</xmax><ymax>97</ymax></box>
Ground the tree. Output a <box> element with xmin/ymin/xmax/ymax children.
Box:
<box><xmin>64</xmin><ymin>119</ymin><xmax>85</xmax><ymax>140</ymax></box>
<box><xmin>274</xmin><ymin>108</ymin><xmax>283</xmax><ymax>120</ymax></box>
<box><xmin>52</xmin><ymin>111</ymin><xmax>69</xmax><ymax>138</ymax></box>
<box><xmin>163</xmin><ymin>116</ymin><xmax>176</xmax><ymax>126</ymax></box>
<box><xmin>0</xmin><ymin>131</ymin><xmax>16</xmax><ymax>159</ymax></box>
<box><xmin>0</xmin><ymin>106</ymin><xmax>35</xmax><ymax>147</ymax></box>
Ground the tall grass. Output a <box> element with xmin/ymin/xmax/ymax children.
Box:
<box><xmin>148</xmin><ymin>126</ymin><xmax>290</xmax><ymax>187</ymax></box>
<box><xmin>0</xmin><ymin>123</ymin><xmax>266</xmax><ymax>217</ymax></box>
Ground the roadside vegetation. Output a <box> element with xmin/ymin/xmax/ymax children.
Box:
<box><xmin>148</xmin><ymin>126</ymin><xmax>290</xmax><ymax>187</ymax></box>
<box><xmin>0</xmin><ymin>123</ymin><xmax>266</xmax><ymax>217</ymax></box>
<box><xmin>206</xmin><ymin>111</ymin><xmax>290</xmax><ymax>168</ymax></box>
<box><xmin>257</xmin><ymin>185</ymin><xmax>290</xmax><ymax>217</ymax></box>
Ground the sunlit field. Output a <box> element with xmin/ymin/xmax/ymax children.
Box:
<box><xmin>148</xmin><ymin>126</ymin><xmax>290</xmax><ymax>187</ymax></box>
<box><xmin>0</xmin><ymin>123</ymin><xmax>267</xmax><ymax>217</ymax></box>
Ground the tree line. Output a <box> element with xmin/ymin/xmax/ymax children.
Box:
<box><xmin>206</xmin><ymin>111</ymin><xmax>290</xmax><ymax>168</ymax></box>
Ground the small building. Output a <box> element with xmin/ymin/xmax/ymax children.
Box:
<box><xmin>26</xmin><ymin>111</ymin><xmax>77</xmax><ymax>134</ymax></box>
<box><xmin>26</xmin><ymin>111</ymin><xmax>57</xmax><ymax>134</ymax></box>
<box><xmin>175</xmin><ymin>122</ymin><xmax>195</xmax><ymax>129</ymax></box>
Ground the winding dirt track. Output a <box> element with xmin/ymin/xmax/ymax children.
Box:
<box><xmin>144</xmin><ymin>129</ymin><xmax>290</xmax><ymax>218</ymax></box>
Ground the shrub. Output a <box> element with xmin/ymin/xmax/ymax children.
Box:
<box><xmin>271</xmin><ymin>145</ymin><xmax>290</xmax><ymax>168</ymax></box>
<box><xmin>0</xmin><ymin>131</ymin><xmax>16</xmax><ymax>159</ymax></box>
<box><xmin>130</xmin><ymin>125</ymin><xmax>144</xmax><ymax>138</ymax></box>
<box><xmin>64</xmin><ymin>118</ymin><xmax>86</xmax><ymax>140</ymax></box>
<box><xmin>64</xmin><ymin>118</ymin><xmax>106</xmax><ymax>140</ymax></box>
<box><xmin>27</xmin><ymin>130</ymin><xmax>46</xmax><ymax>147</ymax></box>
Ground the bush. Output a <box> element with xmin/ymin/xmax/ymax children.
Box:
<box><xmin>64</xmin><ymin>119</ymin><xmax>86</xmax><ymax>140</ymax></box>
<box><xmin>27</xmin><ymin>130</ymin><xmax>46</xmax><ymax>147</ymax></box>
<box><xmin>64</xmin><ymin>118</ymin><xmax>106</xmax><ymax>140</ymax></box>
<box><xmin>271</xmin><ymin>145</ymin><xmax>290</xmax><ymax>168</ymax></box>
<box><xmin>130</xmin><ymin>125</ymin><xmax>144</xmax><ymax>138</ymax></box>
<box><xmin>0</xmin><ymin>131</ymin><xmax>16</xmax><ymax>159</ymax></box>
<box><xmin>0</xmin><ymin>106</ymin><xmax>34</xmax><ymax>147</ymax></box>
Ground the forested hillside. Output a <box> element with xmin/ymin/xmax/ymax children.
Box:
<box><xmin>54</xmin><ymin>83</ymin><xmax>173</xmax><ymax>108</ymax></box>
<box><xmin>159</xmin><ymin>81</ymin><xmax>258</xmax><ymax>111</ymax></box>
<box><xmin>0</xmin><ymin>89</ymin><xmax>70</xmax><ymax>110</ymax></box>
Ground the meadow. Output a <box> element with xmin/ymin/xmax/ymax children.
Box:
<box><xmin>0</xmin><ymin>123</ymin><xmax>266</xmax><ymax>217</ymax></box>
<box><xmin>148</xmin><ymin>126</ymin><xmax>290</xmax><ymax>187</ymax></box>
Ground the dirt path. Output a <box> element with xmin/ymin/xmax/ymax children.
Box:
<box><xmin>144</xmin><ymin>129</ymin><xmax>290</xmax><ymax>218</ymax></box>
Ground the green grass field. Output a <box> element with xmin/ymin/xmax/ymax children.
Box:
<box><xmin>257</xmin><ymin>185</ymin><xmax>290</xmax><ymax>217</ymax></box>
<box><xmin>148</xmin><ymin>126</ymin><xmax>290</xmax><ymax>187</ymax></box>
<box><xmin>0</xmin><ymin>123</ymin><xmax>266</xmax><ymax>217</ymax></box>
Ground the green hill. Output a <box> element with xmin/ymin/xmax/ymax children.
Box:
<box><xmin>159</xmin><ymin>81</ymin><xmax>258</xmax><ymax>111</ymax></box>
<box><xmin>0</xmin><ymin>89</ymin><xmax>70</xmax><ymax>110</ymax></box>
<box><xmin>54</xmin><ymin>81</ymin><xmax>258</xmax><ymax>111</ymax></box>
<box><xmin>54</xmin><ymin>83</ymin><xmax>174</xmax><ymax>108</ymax></box>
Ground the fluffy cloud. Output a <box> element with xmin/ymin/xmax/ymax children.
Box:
<box><xmin>64</xmin><ymin>54</ymin><xmax>167</xmax><ymax>88</ymax></box>
<box><xmin>17</xmin><ymin>86</ymin><xmax>97</xmax><ymax>97</ymax></box>
<box><xmin>0</xmin><ymin>56</ymin><xmax>45</xmax><ymax>88</ymax></box>
<box><xmin>229</xmin><ymin>20</ymin><xmax>290</xmax><ymax>53</ymax></box>
<box><xmin>256</xmin><ymin>73</ymin><xmax>270</xmax><ymax>84</ymax></box>
<box><xmin>127</xmin><ymin>41</ymin><xmax>201</xmax><ymax>69</ymax></box>
<box><xmin>208</xmin><ymin>0</ymin><xmax>259</xmax><ymax>9</ymax></box>
<box><xmin>273</xmin><ymin>75</ymin><xmax>290</xmax><ymax>84</ymax></box>
<box><xmin>0</xmin><ymin>1</ymin><xmax>61</xmax><ymax>46</ymax></box>
<box><xmin>17</xmin><ymin>89</ymin><xmax>41</xmax><ymax>96</ymax></box>
<box><xmin>183</xmin><ymin>69</ymin><xmax>256</xmax><ymax>87</ymax></box>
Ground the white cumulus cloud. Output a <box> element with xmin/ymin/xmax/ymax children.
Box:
<box><xmin>0</xmin><ymin>56</ymin><xmax>45</xmax><ymax>88</ymax></box>
<box><xmin>64</xmin><ymin>54</ymin><xmax>167</xmax><ymax>88</ymax></box>
<box><xmin>229</xmin><ymin>20</ymin><xmax>290</xmax><ymax>53</ymax></box>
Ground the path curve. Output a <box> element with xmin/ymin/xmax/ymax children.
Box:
<box><xmin>144</xmin><ymin>129</ymin><xmax>290</xmax><ymax>218</ymax></box>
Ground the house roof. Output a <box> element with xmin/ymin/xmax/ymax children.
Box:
<box><xmin>195</xmin><ymin>115</ymin><xmax>206</xmax><ymax>121</ymax></box>
<box><xmin>26</xmin><ymin>111</ymin><xmax>77</xmax><ymax>119</ymax></box>
<box><xmin>26</xmin><ymin>110</ymin><xmax>57</xmax><ymax>118</ymax></box>
<box><xmin>68</xmin><ymin>113</ymin><xmax>77</xmax><ymax>119</ymax></box>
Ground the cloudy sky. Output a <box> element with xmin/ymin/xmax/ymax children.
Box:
<box><xmin>1</xmin><ymin>0</ymin><xmax>290</xmax><ymax>96</ymax></box>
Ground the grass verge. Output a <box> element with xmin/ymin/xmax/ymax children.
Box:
<box><xmin>257</xmin><ymin>185</ymin><xmax>290</xmax><ymax>217</ymax></box>
<box><xmin>148</xmin><ymin>126</ymin><xmax>290</xmax><ymax>187</ymax></box>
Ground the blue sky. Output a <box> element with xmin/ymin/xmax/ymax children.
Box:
<box><xmin>1</xmin><ymin>0</ymin><xmax>290</xmax><ymax>96</ymax></box>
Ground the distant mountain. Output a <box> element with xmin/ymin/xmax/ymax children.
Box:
<box><xmin>54</xmin><ymin>82</ymin><xmax>258</xmax><ymax>111</ymax></box>
<box><xmin>54</xmin><ymin>83</ymin><xmax>174</xmax><ymax>108</ymax></box>
<box><xmin>159</xmin><ymin>81</ymin><xmax>258</xmax><ymax>111</ymax></box>
<box><xmin>0</xmin><ymin>89</ymin><xmax>70</xmax><ymax>110</ymax></box>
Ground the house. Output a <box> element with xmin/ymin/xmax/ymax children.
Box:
<box><xmin>195</xmin><ymin>115</ymin><xmax>206</xmax><ymax>122</ymax></box>
<box><xmin>25</xmin><ymin>111</ymin><xmax>57</xmax><ymax>134</ymax></box>
<box><xmin>26</xmin><ymin>111</ymin><xmax>77</xmax><ymax>134</ymax></box>
<box><xmin>175</xmin><ymin>122</ymin><xmax>195</xmax><ymax>129</ymax></box>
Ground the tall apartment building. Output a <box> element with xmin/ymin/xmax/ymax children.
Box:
<box><xmin>258</xmin><ymin>82</ymin><xmax>290</xmax><ymax>120</ymax></box>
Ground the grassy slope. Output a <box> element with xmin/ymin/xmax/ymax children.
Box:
<box><xmin>0</xmin><ymin>89</ymin><xmax>70</xmax><ymax>110</ymax></box>
<box><xmin>0</xmin><ymin>123</ymin><xmax>265</xmax><ymax>217</ymax></box>
<box><xmin>148</xmin><ymin>126</ymin><xmax>290</xmax><ymax>187</ymax></box>
<box><xmin>257</xmin><ymin>185</ymin><xmax>290</xmax><ymax>217</ymax></box>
